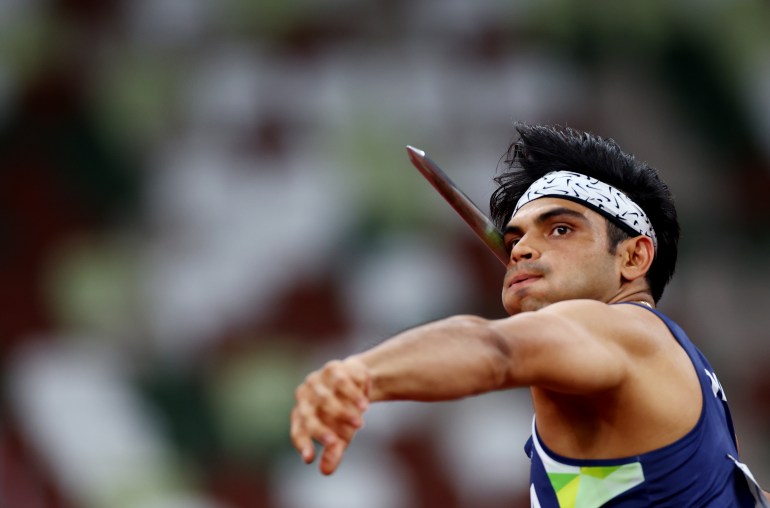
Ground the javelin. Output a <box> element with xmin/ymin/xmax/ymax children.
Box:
<box><xmin>406</xmin><ymin>146</ymin><xmax>508</xmax><ymax>266</ymax></box>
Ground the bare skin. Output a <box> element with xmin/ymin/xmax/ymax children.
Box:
<box><xmin>290</xmin><ymin>198</ymin><xmax>769</xmax><ymax>502</ymax></box>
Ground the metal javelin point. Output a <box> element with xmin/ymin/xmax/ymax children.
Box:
<box><xmin>406</xmin><ymin>145</ymin><xmax>508</xmax><ymax>266</ymax></box>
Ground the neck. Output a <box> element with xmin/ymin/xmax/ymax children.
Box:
<box><xmin>609</xmin><ymin>288</ymin><xmax>655</xmax><ymax>308</ymax></box>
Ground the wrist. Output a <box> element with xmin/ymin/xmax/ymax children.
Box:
<box><xmin>342</xmin><ymin>355</ymin><xmax>377</xmax><ymax>405</ymax></box>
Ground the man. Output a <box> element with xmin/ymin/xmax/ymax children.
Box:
<box><xmin>290</xmin><ymin>124</ymin><xmax>769</xmax><ymax>506</ymax></box>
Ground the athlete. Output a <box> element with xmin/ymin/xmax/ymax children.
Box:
<box><xmin>290</xmin><ymin>124</ymin><xmax>770</xmax><ymax>507</ymax></box>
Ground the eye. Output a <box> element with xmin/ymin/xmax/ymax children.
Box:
<box><xmin>551</xmin><ymin>225</ymin><xmax>571</xmax><ymax>236</ymax></box>
<box><xmin>505</xmin><ymin>237</ymin><xmax>520</xmax><ymax>251</ymax></box>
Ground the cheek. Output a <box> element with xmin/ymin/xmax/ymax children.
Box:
<box><xmin>549</xmin><ymin>252</ymin><xmax>612</xmax><ymax>289</ymax></box>
<box><xmin>569</xmin><ymin>254</ymin><xmax>617</xmax><ymax>287</ymax></box>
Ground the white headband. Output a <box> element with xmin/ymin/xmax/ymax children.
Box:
<box><xmin>512</xmin><ymin>171</ymin><xmax>658</xmax><ymax>250</ymax></box>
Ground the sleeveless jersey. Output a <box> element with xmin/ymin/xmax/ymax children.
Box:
<box><xmin>524</xmin><ymin>304</ymin><xmax>768</xmax><ymax>507</ymax></box>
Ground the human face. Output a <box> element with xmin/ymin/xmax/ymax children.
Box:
<box><xmin>501</xmin><ymin>198</ymin><xmax>622</xmax><ymax>314</ymax></box>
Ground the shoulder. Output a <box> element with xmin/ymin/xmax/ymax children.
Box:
<box><xmin>537</xmin><ymin>299</ymin><xmax>647</xmax><ymax>318</ymax></box>
<box><xmin>522</xmin><ymin>299</ymin><xmax>648</xmax><ymax>330</ymax></box>
<box><xmin>517</xmin><ymin>299</ymin><xmax>669</xmax><ymax>354</ymax></box>
<box><xmin>489</xmin><ymin>300</ymin><xmax>663</xmax><ymax>393</ymax></box>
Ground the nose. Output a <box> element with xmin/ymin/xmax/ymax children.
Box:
<box><xmin>509</xmin><ymin>234</ymin><xmax>539</xmax><ymax>264</ymax></box>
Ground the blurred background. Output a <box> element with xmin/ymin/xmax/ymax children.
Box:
<box><xmin>2</xmin><ymin>0</ymin><xmax>770</xmax><ymax>507</ymax></box>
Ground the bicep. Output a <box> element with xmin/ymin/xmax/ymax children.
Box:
<box><xmin>490</xmin><ymin>307</ymin><xmax>630</xmax><ymax>394</ymax></box>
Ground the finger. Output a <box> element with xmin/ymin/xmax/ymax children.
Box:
<box><xmin>299</xmin><ymin>369</ymin><xmax>357</xmax><ymax>418</ymax></box>
<box><xmin>290</xmin><ymin>406</ymin><xmax>316</xmax><ymax>463</ymax></box>
<box><xmin>295</xmin><ymin>390</ymin><xmax>362</xmax><ymax>448</ymax></box>
<box><xmin>321</xmin><ymin>422</ymin><xmax>361</xmax><ymax>476</ymax></box>
<box><xmin>321</xmin><ymin>360</ymin><xmax>371</xmax><ymax>411</ymax></box>
<box><xmin>320</xmin><ymin>439</ymin><xmax>349</xmax><ymax>475</ymax></box>
<box><xmin>311</xmin><ymin>381</ymin><xmax>365</xmax><ymax>428</ymax></box>
<box><xmin>324</xmin><ymin>420</ymin><xmax>359</xmax><ymax>444</ymax></box>
<box><xmin>293</xmin><ymin>403</ymin><xmax>341</xmax><ymax>457</ymax></box>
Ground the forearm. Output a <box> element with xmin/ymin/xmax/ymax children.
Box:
<box><xmin>351</xmin><ymin>315</ymin><xmax>510</xmax><ymax>403</ymax></box>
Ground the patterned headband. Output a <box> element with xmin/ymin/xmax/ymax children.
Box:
<box><xmin>512</xmin><ymin>171</ymin><xmax>658</xmax><ymax>251</ymax></box>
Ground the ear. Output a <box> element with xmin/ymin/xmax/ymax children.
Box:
<box><xmin>619</xmin><ymin>236</ymin><xmax>654</xmax><ymax>282</ymax></box>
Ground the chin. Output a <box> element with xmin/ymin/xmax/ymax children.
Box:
<box><xmin>503</xmin><ymin>294</ymin><xmax>550</xmax><ymax>315</ymax></box>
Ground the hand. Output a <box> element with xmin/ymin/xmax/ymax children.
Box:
<box><xmin>290</xmin><ymin>357</ymin><xmax>371</xmax><ymax>475</ymax></box>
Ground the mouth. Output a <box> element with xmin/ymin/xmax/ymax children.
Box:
<box><xmin>507</xmin><ymin>273</ymin><xmax>542</xmax><ymax>290</ymax></box>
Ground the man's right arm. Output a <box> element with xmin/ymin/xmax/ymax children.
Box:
<box><xmin>290</xmin><ymin>300</ymin><xmax>634</xmax><ymax>474</ymax></box>
<box><xmin>357</xmin><ymin>300</ymin><xmax>631</xmax><ymax>400</ymax></box>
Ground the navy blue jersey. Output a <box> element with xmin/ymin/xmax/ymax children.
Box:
<box><xmin>525</xmin><ymin>304</ymin><xmax>768</xmax><ymax>507</ymax></box>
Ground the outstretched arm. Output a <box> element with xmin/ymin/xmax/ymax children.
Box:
<box><xmin>290</xmin><ymin>300</ymin><xmax>632</xmax><ymax>474</ymax></box>
<box><xmin>290</xmin><ymin>315</ymin><xmax>509</xmax><ymax>474</ymax></box>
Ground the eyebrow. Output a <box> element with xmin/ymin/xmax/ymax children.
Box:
<box><xmin>503</xmin><ymin>206</ymin><xmax>588</xmax><ymax>238</ymax></box>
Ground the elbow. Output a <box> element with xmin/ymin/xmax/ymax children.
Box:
<box><xmin>485</xmin><ymin>327</ymin><xmax>515</xmax><ymax>390</ymax></box>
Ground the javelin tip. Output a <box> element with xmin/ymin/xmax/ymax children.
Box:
<box><xmin>406</xmin><ymin>145</ymin><xmax>425</xmax><ymax>158</ymax></box>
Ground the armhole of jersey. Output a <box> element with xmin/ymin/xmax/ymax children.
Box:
<box><xmin>615</xmin><ymin>301</ymin><xmax>710</xmax><ymax>444</ymax></box>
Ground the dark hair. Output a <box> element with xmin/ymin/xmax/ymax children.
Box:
<box><xmin>489</xmin><ymin>124</ymin><xmax>679</xmax><ymax>302</ymax></box>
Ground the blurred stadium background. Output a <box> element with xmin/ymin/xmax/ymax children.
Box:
<box><xmin>1</xmin><ymin>1</ymin><xmax>770</xmax><ymax>507</ymax></box>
